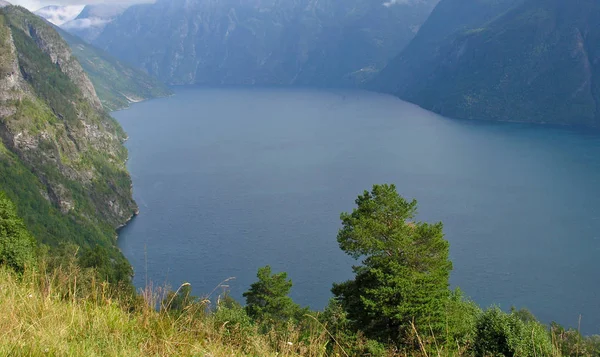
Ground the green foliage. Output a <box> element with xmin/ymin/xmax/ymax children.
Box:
<box><xmin>552</xmin><ymin>322</ymin><xmax>600</xmax><ymax>357</ymax></box>
<box><xmin>243</xmin><ymin>265</ymin><xmax>302</xmax><ymax>325</ymax></box>
<box><xmin>444</xmin><ymin>288</ymin><xmax>481</xmax><ymax>351</ymax></box>
<box><xmin>9</xmin><ymin>22</ymin><xmax>80</xmax><ymax>125</ymax></box>
<box><xmin>79</xmin><ymin>245</ymin><xmax>133</xmax><ymax>284</ymax></box>
<box><xmin>212</xmin><ymin>294</ymin><xmax>255</xmax><ymax>346</ymax></box>
<box><xmin>162</xmin><ymin>283</ymin><xmax>198</xmax><ymax>313</ymax></box>
<box><xmin>474</xmin><ymin>307</ymin><xmax>553</xmax><ymax>357</ymax></box>
<box><xmin>0</xmin><ymin>192</ymin><xmax>36</xmax><ymax>273</ymax></box>
<box><xmin>0</xmin><ymin>6</ymin><xmax>137</xmax><ymax>285</ymax></box>
<box><xmin>0</xmin><ymin>13</ymin><xmax>13</xmax><ymax>78</ymax></box>
<box><xmin>332</xmin><ymin>184</ymin><xmax>452</xmax><ymax>344</ymax></box>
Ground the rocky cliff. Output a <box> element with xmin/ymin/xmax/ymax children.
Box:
<box><xmin>0</xmin><ymin>5</ymin><xmax>137</xmax><ymax>280</ymax></box>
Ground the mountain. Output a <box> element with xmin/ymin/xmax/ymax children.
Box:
<box><xmin>0</xmin><ymin>5</ymin><xmax>137</xmax><ymax>281</ymax></box>
<box><xmin>92</xmin><ymin>0</ymin><xmax>439</xmax><ymax>86</ymax></box>
<box><xmin>0</xmin><ymin>1</ymin><xmax>11</xmax><ymax>8</ymax></box>
<box><xmin>375</xmin><ymin>0</ymin><xmax>600</xmax><ymax>127</ymax></box>
<box><xmin>62</xmin><ymin>4</ymin><xmax>128</xmax><ymax>43</ymax></box>
<box><xmin>34</xmin><ymin>5</ymin><xmax>84</xmax><ymax>26</ymax></box>
<box><xmin>55</xmin><ymin>26</ymin><xmax>171</xmax><ymax>111</ymax></box>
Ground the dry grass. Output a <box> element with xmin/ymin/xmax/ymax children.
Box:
<box><xmin>0</xmin><ymin>266</ymin><xmax>333</xmax><ymax>357</ymax></box>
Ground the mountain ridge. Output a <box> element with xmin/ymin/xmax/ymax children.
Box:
<box><xmin>375</xmin><ymin>0</ymin><xmax>600</xmax><ymax>126</ymax></box>
<box><xmin>92</xmin><ymin>0</ymin><xmax>439</xmax><ymax>86</ymax></box>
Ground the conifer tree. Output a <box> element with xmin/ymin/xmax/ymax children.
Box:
<box><xmin>332</xmin><ymin>184</ymin><xmax>452</xmax><ymax>343</ymax></box>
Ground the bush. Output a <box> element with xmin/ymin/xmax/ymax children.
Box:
<box><xmin>474</xmin><ymin>307</ymin><xmax>554</xmax><ymax>357</ymax></box>
<box><xmin>444</xmin><ymin>288</ymin><xmax>481</xmax><ymax>352</ymax></box>
<box><xmin>0</xmin><ymin>192</ymin><xmax>36</xmax><ymax>273</ymax></box>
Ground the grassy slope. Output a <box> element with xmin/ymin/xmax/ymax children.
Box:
<box><xmin>0</xmin><ymin>267</ymin><xmax>323</xmax><ymax>357</ymax></box>
<box><xmin>56</xmin><ymin>27</ymin><xmax>171</xmax><ymax>111</ymax></box>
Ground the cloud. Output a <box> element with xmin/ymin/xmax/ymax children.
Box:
<box><xmin>382</xmin><ymin>0</ymin><xmax>418</xmax><ymax>7</ymax></box>
<box><xmin>34</xmin><ymin>4</ymin><xmax>84</xmax><ymax>25</ymax></box>
<box><xmin>62</xmin><ymin>16</ymin><xmax>110</xmax><ymax>29</ymax></box>
<box><xmin>9</xmin><ymin>0</ymin><xmax>153</xmax><ymax>12</ymax></box>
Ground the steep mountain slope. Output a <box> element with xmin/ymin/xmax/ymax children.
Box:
<box><xmin>0</xmin><ymin>5</ymin><xmax>137</xmax><ymax>281</ymax></box>
<box><xmin>62</xmin><ymin>4</ymin><xmax>128</xmax><ymax>43</ymax></box>
<box><xmin>376</xmin><ymin>0</ymin><xmax>600</xmax><ymax>126</ymax></box>
<box><xmin>373</xmin><ymin>0</ymin><xmax>522</xmax><ymax>95</ymax></box>
<box><xmin>93</xmin><ymin>0</ymin><xmax>439</xmax><ymax>86</ymax></box>
<box><xmin>56</xmin><ymin>27</ymin><xmax>171</xmax><ymax>111</ymax></box>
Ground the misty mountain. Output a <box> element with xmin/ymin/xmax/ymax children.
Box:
<box><xmin>375</xmin><ymin>0</ymin><xmax>600</xmax><ymax>126</ymax></box>
<box><xmin>92</xmin><ymin>0</ymin><xmax>439</xmax><ymax>86</ymax></box>
<box><xmin>0</xmin><ymin>1</ymin><xmax>11</xmax><ymax>8</ymax></box>
<box><xmin>62</xmin><ymin>4</ymin><xmax>128</xmax><ymax>43</ymax></box>
<box><xmin>34</xmin><ymin>5</ymin><xmax>84</xmax><ymax>26</ymax></box>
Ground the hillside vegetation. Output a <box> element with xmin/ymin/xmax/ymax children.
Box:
<box><xmin>0</xmin><ymin>5</ymin><xmax>136</xmax><ymax>283</ymax></box>
<box><xmin>2</xmin><ymin>186</ymin><xmax>600</xmax><ymax>357</ymax></box>
<box><xmin>375</xmin><ymin>0</ymin><xmax>600</xmax><ymax>126</ymax></box>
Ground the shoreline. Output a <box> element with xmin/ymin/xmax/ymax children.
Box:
<box><xmin>111</xmin><ymin>92</ymin><xmax>174</xmax><ymax>239</ymax></box>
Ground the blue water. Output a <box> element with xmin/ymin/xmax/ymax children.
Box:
<box><xmin>114</xmin><ymin>87</ymin><xmax>600</xmax><ymax>333</ymax></box>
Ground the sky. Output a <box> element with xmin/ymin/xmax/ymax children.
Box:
<box><xmin>7</xmin><ymin>0</ymin><xmax>151</xmax><ymax>11</ymax></box>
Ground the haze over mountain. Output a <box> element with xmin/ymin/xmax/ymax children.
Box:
<box><xmin>376</xmin><ymin>0</ymin><xmax>600</xmax><ymax>126</ymax></box>
<box><xmin>91</xmin><ymin>0</ymin><xmax>440</xmax><ymax>86</ymax></box>
<box><xmin>61</xmin><ymin>3</ymin><xmax>127</xmax><ymax>42</ymax></box>
<box><xmin>55</xmin><ymin>25</ymin><xmax>171</xmax><ymax>110</ymax></box>
<box><xmin>34</xmin><ymin>4</ymin><xmax>83</xmax><ymax>25</ymax></box>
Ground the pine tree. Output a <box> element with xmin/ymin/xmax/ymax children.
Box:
<box><xmin>332</xmin><ymin>184</ymin><xmax>452</xmax><ymax>344</ymax></box>
<box><xmin>243</xmin><ymin>265</ymin><xmax>301</xmax><ymax>323</ymax></box>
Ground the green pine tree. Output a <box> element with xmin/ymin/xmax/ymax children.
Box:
<box><xmin>332</xmin><ymin>184</ymin><xmax>452</xmax><ymax>344</ymax></box>
<box><xmin>243</xmin><ymin>265</ymin><xmax>301</xmax><ymax>324</ymax></box>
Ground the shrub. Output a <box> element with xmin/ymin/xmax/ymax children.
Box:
<box><xmin>0</xmin><ymin>192</ymin><xmax>36</xmax><ymax>273</ymax></box>
<box><xmin>474</xmin><ymin>307</ymin><xmax>554</xmax><ymax>357</ymax></box>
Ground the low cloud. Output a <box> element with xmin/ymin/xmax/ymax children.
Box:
<box><xmin>62</xmin><ymin>16</ymin><xmax>110</xmax><ymax>29</ymax></box>
<box><xmin>34</xmin><ymin>4</ymin><xmax>84</xmax><ymax>25</ymax></box>
<box><xmin>383</xmin><ymin>0</ymin><xmax>418</xmax><ymax>7</ymax></box>
<box><xmin>10</xmin><ymin>0</ymin><xmax>153</xmax><ymax>11</ymax></box>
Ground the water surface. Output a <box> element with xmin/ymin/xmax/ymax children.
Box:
<box><xmin>115</xmin><ymin>87</ymin><xmax>600</xmax><ymax>333</ymax></box>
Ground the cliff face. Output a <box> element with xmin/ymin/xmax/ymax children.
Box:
<box><xmin>92</xmin><ymin>0</ymin><xmax>439</xmax><ymax>86</ymax></box>
<box><xmin>0</xmin><ymin>6</ymin><xmax>136</xmax><ymax>269</ymax></box>
<box><xmin>375</xmin><ymin>0</ymin><xmax>600</xmax><ymax>127</ymax></box>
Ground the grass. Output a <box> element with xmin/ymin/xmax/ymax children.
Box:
<box><xmin>0</xmin><ymin>262</ymin><xmax>579</xmax><ymax>357</ymax></box>
<box><xmin>0</xmin><ymin>265</ymin><xmax>335</xmax><ymax>357</ymax></box>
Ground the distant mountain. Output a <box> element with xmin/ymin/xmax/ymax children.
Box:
<box><xmin>34</xmin><ymin>5</ymin><xmax>84</xmax><ymax>26</ymax></box>
<box><xmin>375</xmin><ymin>0</ymin><xmax>600</xmax><ymax>127</ymax></box>
<box><xmin>0</xmin><ymin>5</ymin><xmax>136</xmax><ymax>279</ymax></box>
<box><xmin>62</xmin><ymin>4</ymin><xmax>128</xmax><ymax>43</ymax></box>
<box><xmin>92</xmin><ymin>0</ymin><xmax>439</xmax><ymax>86</ymax></box>
<box><xmin>55</xmin><ymin>26</ymin><xmax>171</xmax><ymax>111</ymax></box>
<box><xmin>0</xmin><ymin>1</ymin><xmax>11</xmax><ymax>8</ymax></box>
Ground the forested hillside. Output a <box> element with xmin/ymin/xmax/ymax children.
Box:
<box><xmin>375</xmin><ymin>0</ymin><xmax>600</xmax><ymax>126</ymax></box>
<box><xmin>0</xmin><ymin>5</ymin><xmax>136</xmax><ymax>282</ymax></box>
